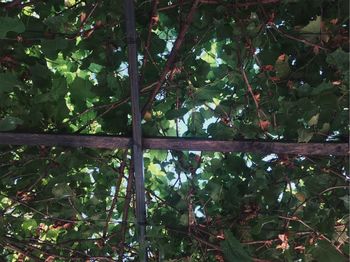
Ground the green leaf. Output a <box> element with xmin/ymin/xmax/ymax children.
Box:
<box><xmin>41</xmin><ymin>38</ymin><xmax>69</xmax><ymax>59</ymax></box>
<box><xmin>0</xmin><ymin>116</ymin><xmax>23</xmax><ymax>131</ymax></box>
<box><xmin>179</xmin><ymin>214</ymin><xmax>188</xmax><ymax>226</ymax></box>
<box><xmin>165</xmin><ymin>108</ymin><xmax>188</xmax><ymax>120</ymax></box>
<box><xmin>52</xmin><ymin>183</ymin><xmax>73</xmax><ymax>198</ymax></box>
<box><xmin>22</xmin><ymin>219</ymin><xmax>37</xmax><ymax>234</ymax></box>
<box><xmin>0</xmin><ymin>17</ymin><xmax>25</xmax><ymax>38</ymax></box>
<box><xmin>311</xmin><ymin>82</ymin><xmax>333</xmax><ymax>95</ymax></box>
<box><xmin>297</xmin><ymin>129</ymin><xmax>314</xmax><ymax>143</ymax></box>
<box><xmin>0</xmin><ymin>72</ymin><xmax>22</xmax><ymax>93</ymax></box>
<box><xmin>309</xmin><ymin>240</ymin><xmax>347</xmax><ymax>262</ymax></box>
<box><xmin>188</xmin><ymin>112</ymin><xmax>205</xmax><ymax>135</ymax></box>
<box><xmin>301</xmin><ymin>16</ymin><xmax>321</xmax><ymax>34</ymax></box>
<box><xmin>208</xmin><ymin>122</ymin><xmax>236</xmax><ymax>139</ymax></box>
<box><xmin>69</xmin><ymin>77</ymin><xmax>94</xmax><ymax>110</ymax></box>
<box><xmin>195</xmin><ymin>86</ymin><xmax>221</xmax><ymax>101</ymax></box>
<box><xmin>150</xmin><ymin>150</ymin><xmax>168</xmax><ymax>162</ymax></box>
<box><xmin>326</xmin><ymin>48</ymin><xmax>349</xmax><ymax>72</ymax></box>
<box><xmin>221</xmin><ymin>231</ymin><xmax>252</xmax><ymax>262</ymax></box>
<box><xmin>206</xmin><ymin>182</ymin><xmax>222</xmax><ymax>202</ymax></box>
<box><xmin>339</xmin><ymin>195</ymin><xmax>349</xmax><ymax>210</ymax></box>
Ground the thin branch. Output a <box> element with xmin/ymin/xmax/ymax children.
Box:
<box><xmin>241</xmin><ymin>66</ymin><xmax>260</xmax><ymax>110</ymax></box>
<box><xmin>279</xmin><ymin>216</ymin><xmax>346</xmax><ymax>256</ymax></box>
<box><xmin>319</xmin><ymin>185</ymin><xmax>350</xmax><ymax>195</ymax></box>
<box><xmin>118</xmin><ymin>160</ymin><xmax>135</xmax><ymax>261</ymax></box>
<box><xmin>0</xmin><ymin>241</ymin><xmax>41</xmax><ymax>262</ymax></box>
<box><xmin>140</xmin><ymin>0</ymin><xmax>159</xmax><ymax>85</ymax></box>
<box><xmin>142</xmin><ymin>0</ymin><xmax>201</xmax><ymax>116</ymax></box>
<box><xmin>103</xmin><ymin>150</ymin><xmax>128</xmax><ymax>238</ymax></box>
<box><xmin>271</xmin><ymin>25</ymin><xmax>329</xmax><ymax>51</ymax></box>
<box><xmin>158</xmin><ymin>0</ymin><xmax>280</xmax><ymax>12</ymax></box>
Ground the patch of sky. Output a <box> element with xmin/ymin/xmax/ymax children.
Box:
<box><xmin>166</xmin><ymin>41</ymin><xmax>174</xmax><ymax>52</ymax></box>
<box><xmin>275</xmin><ymin>20</ymin><xmax>286</xmax><ymax>28</ymax></box>
<box><xmin>326</xmin><ymin>130</ymin><xmax>340</xmax><ymax>141</ymax></box>
<box><xmin>253</xmin><ymin>63</ymin><xmax>260</xmax><ymax>72</ymax></box>
<box><xmin>137</xmin><ymin>54</ymin><xmax>143</xmax><ymax>63</ymax></box>
<box><xmin>341</xmin><ymin>167</ymin><xmax>350</xmax><ymax>181</ymax></box>
<box><xmin>277</xmin><ymin>182</ymin><xmax>296</xmax><ymax>202</ymax></box>
<box><xmin>194</xmin><ymin>206</ymin><xmax>205</xmax><ymax>218</ymax></box>
<box><xmin>262</xmin><ymin>154</ymin><xmax>278</xmax><ymax>162</ymax></box>
<box><xmin>155</xmin><ymin>91</ymin><xmax>166</xmax><ymax>101</ymax></box>
<box><xmin>178</xmin><ymin>105</ymin><xmax>218</xmax><ymax>136</ymax></box>
<box><xmin>117</xmin><ymin>61</ymin><xmax>129</xmax><ymax>77</ymax></box>
<box><xmin>244</xmin><ymin>154</ymin><xmax>254</xmax><ymax>168</ymax></box>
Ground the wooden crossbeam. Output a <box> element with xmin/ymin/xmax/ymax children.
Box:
<box><xmin>0</xmin><ymin>133</ymin><xmax>348</xmax><ymax>155</ymax></box>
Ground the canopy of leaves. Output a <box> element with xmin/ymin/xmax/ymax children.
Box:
<box><xmin>0</xmin><ymin>0</ymin><xmax>349</xmax><ymax>261</ymax></box>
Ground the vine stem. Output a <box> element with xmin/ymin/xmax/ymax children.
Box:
<box><xmin>158</xmin><ymin>0</ymin><xmax>280</xmax><ymax>12</ymax></box>
<box><xmin>140</xmin><ymin>0</ymin><xmax>159</xmax><ymax>85</ymax></box>
<box><xmin>272</xmin><ymin>25</ymin><xmax>329</xmax><ymax>51</ymax></box>
<box><xmin>279</xmin><ymin>215</ymin><xmax>346</xmax><ymax>256</ymax></box>
<box><xmin>118</xmin><ymin>160</ymin><xmax>135</xmax><ymax>261</ymax></box>
<box><xmin>142</xmin><ymin>0</ymin><xmax>201</xmax><ymax>116</ymax></box>
<box><xmin>103</xmin><ymin>150</ymin><xmax>128</xmax><ymax>238</ymax></box>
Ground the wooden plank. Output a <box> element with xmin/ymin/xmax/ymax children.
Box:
<box><xmin>144</xmin><ymin>138</ymin><xmax>349</xmax><ymax>155</ymax></box>
<box><xmin>0</xmin><ymin>133</ymin><xmax>348</xmax><ymax>155</ymax></box>
<box><xmin>123</xmin><ymin>0</ymin><xmax>147</xmax><ymax>259</ymax></box>
<box><xmin>0</xmin><ymin>133</ymin><xmax>130</xmax><ymax>148</ymax></box>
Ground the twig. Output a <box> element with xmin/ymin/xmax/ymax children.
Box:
<box><xmin>272</xmin><ymin>26</ymin><xmax>329</xmax><ymax>51</ymax></box>
<box><xmin>319</xmin><ymin>185</ymin><xmax>350</xmax><ymax>195</ymax></box>
<box><xmin>158</xmin><ymin>0</ymin><xmax>280</xmax><ymax>11</ymax></box>
<box><xmin>140</xmin><ymin>0</ymin><xmax>159</xmax><ymax>85</ymax></box>
<box><xmin>0</xmin><ymin>241</ymin><xmax>41</xmax><ymax>262</ymax></box>
<box><xmin>118</xmin><ymin>160</ymin><xmax>135</xmax><ymax>261</ymax></box>
<box><xmin>142</xmin><ymin>0</ymin><xmax>201</xmax><ymax>116</ymax></box>
<box><xmin>103</xmin><ymin>150</ymin><xmax>128</xmax><ymax>238</ymax></box>
<box><xmin>192</xmin><ymin>234</ymin><xmax>221</xmax><ymax>251</ymax></box>
<box><xmin>279</xmin><ymin>216</ymin><xmax>346</xmax><ymax>256</ymax></box>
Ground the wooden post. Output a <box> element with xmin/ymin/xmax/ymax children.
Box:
<box><xmin>123</xmin><ymin>0</ymin><xmax>147</xmax><ymax>260</ymax></box>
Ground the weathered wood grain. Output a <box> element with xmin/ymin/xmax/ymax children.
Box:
<box><xmin>0</xmin><ymin>133</ymin><xmax>348</xmax><ymax>155</ymax></box>
<box><xmin>124</xmin><ymin>0</ymin><xmax>147</xmax><ymax>255</ymax></box>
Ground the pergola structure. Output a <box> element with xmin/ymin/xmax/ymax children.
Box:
<box><xmin>0</xmin><ymin>1</ymin><xmax>348</xmax><ymax>261</ymax></box>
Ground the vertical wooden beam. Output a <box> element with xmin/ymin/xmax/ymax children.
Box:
<box><xmin>123</xmin><ymin>0</ymin><xmax>147</xmax><ymax>260</ymax></box>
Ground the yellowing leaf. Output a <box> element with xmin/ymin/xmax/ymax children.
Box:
<box><xmin>295</xmin><ymin>192</ymin><xmax>306</xmax><ymax>202</ymax></box>
<box><xmin>301</xmin><ymin>16</ymin><xmax>321</xmax><ymax>34</ymax></box>
<box><xmin>308</xmin><ymin>113</ymin><xmax>319</xmax><ymax>126</ymax></box>
<box><xmin>64</xmin><ymin>0</ymin><xmax>76</xmax><ymax>7</ymax></box>
<box><xmin>148</xmin><ymin>163</ymin><xmax>165</xmax><ymax>176</ymax></box>
<box><xmin>320</xmin><ymin>123</ymin><xmax>330</xmax><ymax>133</ymax></box>
<box><xmin>275</xmin><ymin>54</ymin><xmax>290</xmax><ymax>79</ymax></box>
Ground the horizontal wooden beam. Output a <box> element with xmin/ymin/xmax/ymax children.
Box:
<box><xmin>0</xmin><ymin>133</ymin><xmax>348</xmax><ymax>155</ymax></box>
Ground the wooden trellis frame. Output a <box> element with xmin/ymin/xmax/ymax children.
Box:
<box><xmin>124</xmin><ymin>0</ymin><xmax>147</xmax><ymax>259</ymax></box>
<box><xmin>0</xmin><ymin>133</ymin><xmax>348</xmax><ymax>155</ymax></box>
<box><xmin>0</xmin><ymin>1</ymin><xmax>349</xmax><ymax>261</ymax></box>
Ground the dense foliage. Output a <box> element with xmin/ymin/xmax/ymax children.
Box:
<box><xmin>0</xmin><ymin>0</ymin><xmax>349</xmax><ymax>261</ymax></box>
